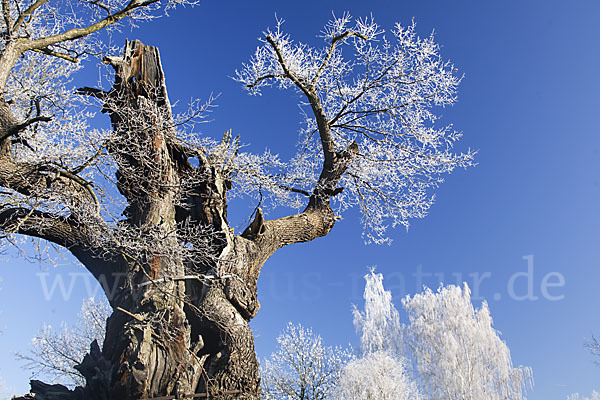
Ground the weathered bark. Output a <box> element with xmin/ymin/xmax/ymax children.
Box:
<box><xmin>8</xmin><ymin>40</ymin><xmax>357</xmax><ymax>400</ymax></box>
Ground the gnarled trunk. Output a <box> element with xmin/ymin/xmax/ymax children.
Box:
<box><xmin>80</xmin><ymin>40</ymin><xmax>263</xmax><ymax>400</ymax></box>
<box><xmin>12</xmin><ymin>39</ymin><xmax>354</xmax><ymax>400</ymax></box>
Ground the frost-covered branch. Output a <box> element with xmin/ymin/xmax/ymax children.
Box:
<box><xmin>236</xmin><ymin>14</ymin><xmax>474</xmax><ymax>243</ymax></box>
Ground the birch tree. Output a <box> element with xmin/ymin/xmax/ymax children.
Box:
<box><xmin>403</xmin><ymin>284</ymin><xmax>533</xmax><ymax>400</ymax></box>
<box><xmin>336</xmin><ymin>270</ymin><xmax>418</xmax><ymax>400</ymax></box>
<box><xmin>1</xmin><ymin>6</ymin><xmax>472</xmax><ymax>399</ymax></box>
<box><xmin>339</xmin><ymin>271</ymin><xmax>531</xmax><ymax>400</ymax></box>
<box><xmin>352</xmin><ymin>270</ymin><xmax>403</xmax><ymax>356</ymax></box>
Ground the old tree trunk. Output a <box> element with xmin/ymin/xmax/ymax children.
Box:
<box><xmin>2</xmin><ymin>40</ymin><xmax>354</xmax><ymax>399</ymax></box>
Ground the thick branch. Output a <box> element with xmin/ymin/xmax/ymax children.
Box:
<box><xmin>312</xmin><ymin>141</ymin><xmax>359</xmax><ymax>202</ymax></box>
<box><xmin>24</xmin><ymin>0</ymin><xmax>159</xmax><ymax>52</ymax></box>
<box><xmin>0</xmin><ymin>207</ymin><xmax>79</xmax><ymax>246</ymax></box>
<box><xmin>0</xmin><ymin>115</ymin><xmax>52</xmax><ymax>141</ymax></box>
<box><xmin>238</xmin><ymin>141</ymin><xmax>359</xmax><ymax>282</ymax></box>
<box><xmin>31</xmin><ymin>47</ymin><xmax>78</xmax><ymax>63</ymax></box>
<box><xmin>0</xmin><ymin>152</ymin><xmax>99</xmax><ymax>210</ymax></box>
<box><xmin>0</xmin><ymin>206</ymin><xmax>124</xmax><ymax>297</ymax></box>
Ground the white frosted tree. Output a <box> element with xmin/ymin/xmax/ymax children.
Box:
<box><xmin>334</xmin><ymin>351</ymin><xmax>418</xmax><ymax>400</ymax></box>
<box><xmin>260</xmin><ymin>323</ymin><xmax>352</xmax><ymax>400</ymax></box>
<box><xmin>336</xmin><ymin>270</ymin><xmax>418</xmax><ymax>399</ymax></box>
<box><xmin>16</xmin><ymin>297</ymin><xmax>111</xmax><ymax>387</ymax></box>
<box><xmin>568</xmin><ymin>392</ymin><xmax>600</xmax><ymax>400</ymax></box>
<box><xmin>403</xmin><ymin>284</ymin><xmax>533</xmax><ymax>400</ymax></box>
<box><xmin>352</xmin><ymin>270</ymin><xmax>403</xmax><ymax>356</ymax></box>
<box><xmin>235</xmin><ymin>14</ymin><xmax>474</xmax><ymax>244</ymax></box>
<box><xmin>338</xmin><ymin>271</ymin><xmax>531</xmax><ymax>400</ymax></box>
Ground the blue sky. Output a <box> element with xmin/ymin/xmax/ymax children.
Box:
<box><xmin>1</xmin><ymin>0</ymin><xmax>600</xmax><ymax>398</ymax></box>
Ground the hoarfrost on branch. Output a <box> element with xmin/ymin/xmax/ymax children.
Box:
<box><xmin>235</xmin><ymin>14</ymin><xmax>474</xmax><ymax>243</ymax></box>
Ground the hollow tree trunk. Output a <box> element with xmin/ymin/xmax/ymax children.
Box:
<box><xmin>12</xmin><ymin>40</ymin><xmax>262</xmax><ymax>400</ymax></box>
<box><xmin>13</xmin><ymin>39</ymin><xmax>354</xmax><ymax>400</ymax></box>
<box><xmin>82</xmin><ymin>40</ymin><xmax>263</xmax><ymax>399</ymax></box>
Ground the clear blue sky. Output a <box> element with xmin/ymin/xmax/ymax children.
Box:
<box><xmin>1</xmin><ymin>0</ymin><xmax>599</xmax><ymax>398</ymax></box>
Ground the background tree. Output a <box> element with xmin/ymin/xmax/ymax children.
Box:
<box><xmin>352</xmin><ymin>269</ymin><xmax>403</xmax><ymax>356</ymax></box>
<box><xmin>568</xmin><ymin>392</ymin><xmax>600</xmax><ymax>400</ymax></box>
<box><xmin>339</xmin><ymin>271</ymin><xmax>531</xmax><ymax>399</ymax></box>
<box><xmin>0</xmin><ymin>4</ymin><xmax>471</xmax><ymax>399</ymax></box>
<box><xmin>260</xmin><ymin>323</ymin><xmax>351</xmax><ymax>400</ymax></box>
<box><xmin>16</xmin><ymin>298</ymin><xmax>110</xmax><ymax>387</ymax></box>
<box><xmin>336</xmin><ymin>270</ymin><xmax>418</xmax><ymax>399</ymax></box>
<box><xmin>403</xmin><ymin>283</ymin><xmax>533</xmax><ymax>400</ymax></box>
<box><xmin>334</xmin><ymin>352</ymin><xmax>418</xmax><ymax>400</ymax></box>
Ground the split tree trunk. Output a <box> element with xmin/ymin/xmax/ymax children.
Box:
<box><xmin>75</xmin><ymin>40</ymin><xmax>264</xmax><ymax>400</ymax></box>
<box><xmin>10</xmin><ymin>40</ymin><xmax>354</xmax><ymax>400</ymax></box>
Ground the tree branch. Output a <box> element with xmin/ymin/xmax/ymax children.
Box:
<box><xmin>238</xmin><ymin>140</ymin><xmax>358</xmax><ymax>283</ymax></box>
<box><xmin>245</xmin><ymin>73</ymin><xmax>285</xmax><ymax>90</ymax></box>
<box><xmin>311</xmin><ymin>30</ymin><xmax>367</xmax><ymax>86</ymax></box>
<box><xmin>265</xmin><ymin>35</ymin><xmax>310</xmax><ymax>97</ymax></box>
<box><xmin>23</xmin><ymin>0</ymin><xmax>160</xmax><ymax>53</ymax></box>
<box><xmin>0</xmin><ymin>115</ymin><xmax>52</xmax><ymax>141</ymax></box>
<box><xmin>76</xmin><ymin>86</ymin><xmax>109</xmax><ymax>100</ymax></box>
<box><xmin>278</xmin><ymin>184</ymin><xmax>310</xmax><ymax>197</ymax></box>
<box><xmin>2</xmin><ymin>0</ymin><xmax>12</xmax><ymax>37</ymax></box>
<box><xmin>0</xmin><ymin>154</ymin><xmax>100</xmax><ymax>211</ymax></box>
<box><xmin>11</xmin><ymin>0</ymin><xmax>48</xmax><ymax>34</ymax></box>
<box><xmin>0</xmin><ymin>206</ymin><xmax>81</xmax><ymax>247</ymax></box>
<box><xmin>265</xmin><ymin>35</ymin><xmax>336</xmax><ymax>169</ymax></box>
<box><xmin>31</xmin><ymin>47</ymin><xmax>78</xmax><ymax>63</ymax></box>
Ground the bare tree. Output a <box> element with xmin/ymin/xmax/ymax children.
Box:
<box><xmin>0</xmin><ymin>5</ymin><xmax>472</xmax><ymax>399</ymax></box>
<box><xmin>17</xmin><ymin>298</ymin><xmax>110</xmax><ymax>387</ymax></box>
<box><xmin>260</xmin><ymin>323</ymin><xmax>352</xmax><ymax>400</ymax></box>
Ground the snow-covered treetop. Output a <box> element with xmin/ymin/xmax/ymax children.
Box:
<box><xmin>402</xmin><ymin>284</ymin><xmax>533</xmax><ymax>400</ymax></box>
<box><xmin>353</xmin><ymin>270</ymin><xmax>403</xmax><ymax>356</ymax></box>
